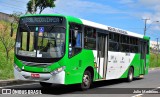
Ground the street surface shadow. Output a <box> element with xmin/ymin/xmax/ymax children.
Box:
<box><xmin>7</xmin><ymin>78</ymin><xmax>144</xmax><ymax>95</ymax></box>
<box><xmin>39</xmin><ymin>78</ymin><xmax>143</xmax><ymax>95</ymax></box>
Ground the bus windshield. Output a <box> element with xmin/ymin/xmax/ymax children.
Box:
<box><xmin>15</xmin><ymin>17</ymin><xmax>66</xmax><ymax>59</ymax></box>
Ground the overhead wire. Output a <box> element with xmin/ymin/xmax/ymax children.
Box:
<box><xmin>0</xmin><ymin>3</ymin><xmax>26</xmax><ymax>12</ymax></box>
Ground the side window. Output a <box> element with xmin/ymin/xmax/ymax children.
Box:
<box><xmin>130</xmin><ymin>37</ymin><xmax>139</xmax><ymax>53</ymax></box>
<box><xmin>120</xmin><ymin>35</ymin><xmax>130</xmax><ymax>52</ymax></box>
<box><xmin>109</xmin><ymin>33</ymin><xmax>119</xmax><ymax>51</ymax></box>
<box><xmin>84</xmin><ymin>27</ymin><xmax>96</xmax><ymax>50</ymax></box>
<box><xmin>109</xmin><ymin>33</ymin><xmax>140</xmax><ymax>53</ymax></box>
<box><xmin>69</xmin><ymin>23</ymin><xmax>82</xmax><ymax>57</ymax></box>
<box><xmin>119</xmin><ymin>35</ymin><xmax>139</xmax><ymax>53</ymax></box>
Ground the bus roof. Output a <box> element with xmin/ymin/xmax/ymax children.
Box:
<box><xmin>80</xmin><ymin>19</ymin><xmax>144</xmax><ymax>39</ymax></box>
<box><xmin>21</xmin><ymin>14</ymin><xmax>149</xmax><ymax>40</ymax></box>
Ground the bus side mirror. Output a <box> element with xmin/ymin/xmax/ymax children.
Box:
<box><xmin>10</xmin><ymin>23</ymin><xmax>13</xmax><ymax>37</ymax></box>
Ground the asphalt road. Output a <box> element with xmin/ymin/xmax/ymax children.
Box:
<box><xmin>0</xmin><ymin>69</ymin><xmax>160</xmax><ymax>97</ymax></box>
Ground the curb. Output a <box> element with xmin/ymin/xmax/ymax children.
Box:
<box><xmin>0</xmin><ymin>79</ymin><xmax>35</xmax><ymax>87</ymax></box>
<box><xmin>149</xmin><ymin>67</ymin><xmax>160</xmax><ymax>71</ymax></box>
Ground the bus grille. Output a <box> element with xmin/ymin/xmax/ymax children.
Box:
<box><xmin>21</xmin><ymin>61</ymin><xmax>52</xmax><ymax>67</ymax></box>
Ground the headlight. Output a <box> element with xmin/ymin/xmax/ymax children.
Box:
<box><xmin>50</xmin><ymin>66</ymin><xmax>65</xmax><ymax>75</ymax></box>
<box><xmin>14</xmin><ymin>64</ymin><xmax>22</xmax><ymax>72</ymax></box>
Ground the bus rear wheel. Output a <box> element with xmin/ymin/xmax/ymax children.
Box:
<box><xmin>40</xmin><ymin>82</ymin><xmax>52</xmax><ymax>87</ymax></box>
<box><xmin>80</xmin><ymin>70</ymin><xmax>92</xmax><ymax>90</ymax></box>
<box><xmin>127</xmin><ymin>67</ymin><xmax>134</xmax><ymax>82</ymax></box>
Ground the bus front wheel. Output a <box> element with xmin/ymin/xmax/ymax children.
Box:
<box><xmin>80</xmin><ymin>70</ymin><xmax>92</xmax><ymax>90</ymax></box>
<box><xmin>40</xmin><ymin>82</ymin><xmax>52</xmax><ymax>87</ymax></box>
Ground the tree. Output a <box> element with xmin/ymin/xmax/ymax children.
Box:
<box><xmin>10</xmin><ymin>11</ymin><xmax>23</xmax><ymax>23</ymax></box>
<box><xmin>0</xmin><ymin>21</ymin><xmax>15</xmax><ymax>61</ymax></box>
<box><xmin>27</xmin><ymin>0</ymin><xmax>36</xmax><ymax>14</ymax></box>
<box><xmin>27</xmin><ymin>0</ymin><xmax>56</xmax><ymax>14</ymax></box>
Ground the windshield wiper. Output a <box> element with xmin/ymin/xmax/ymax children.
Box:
<box><xmin>54</xmin><ymin>26</ymin><xmax>66</xmax><ymax>29</ymax></box>
<box><xmin>48</xmin><ymin>25</ymin><xmax>66</xmax><ymax>32</ymax></box>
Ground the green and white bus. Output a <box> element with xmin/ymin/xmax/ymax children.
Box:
<box><xmin>12</xmin><ymin>14</ymin><xmax>150</xmax><ymax>90</ymax></box>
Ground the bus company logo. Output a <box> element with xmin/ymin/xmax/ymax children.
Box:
<box><xmin>113</xmin><ymin>60</ymin><xmax>117</xmax><ymax>63</ymax></box>
<box><xmin>120</xmin><ymin>61</ymin><xmax>125</xmax><ymax>63</ymax></box>
<box><xmin>108</xmin><ymin>27</ymin><xmax>128</xmax><ymax>35</ymax></box>
<box><xmin>113</xmin><ymin>58</ymin><xmax>117</xmax><ymax>63</ymax></box>
<box><xmin>122</xmin><ymin>57</ymin><xmax>124</xmax><ymax>60</ymax></box>
<box><xmin>111</xmin><ymin>55</ymin><xmax>114</xmax><ymax>60</ymax></box>
<box><xmin>2</xmin><ymin>89</ymin><xmax>12</xmax><ymax>94</ymax></box>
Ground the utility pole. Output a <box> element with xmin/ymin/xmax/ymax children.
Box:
<box><xmin>142</xmin><ymin>18</ymin><xmax>150</xmax><ymax>36</ymax></box>
<box><xmin>156</xmin><ymin>38</ymin><xmax>159</xmax><ymax>67</ymax></box>
<box><xmin>32</xmin><ymin>0</ymin><xmax>35</xmax><ymax>14</ymax></box>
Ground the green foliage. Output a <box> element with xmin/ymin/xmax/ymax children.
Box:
<box><xmin>0</xmin><ymin>21</ymin><xmax>16</xmax><ymax>60</ymax></box>
<box><xmin>150</xmin><ymin>53</ymin><xmax>160</xmax><ymax>68</ymax></box>
<box><xmin>0</xmin><ymin>21</ymin><xmax>17</xmax><ymax>79</ymax></box>
<box><xmin>27</xmin><ymin>0</ymin><xmax>35</xmax><ymax>14</ymax></box>
<box><xmin>0</xmin><ymin>49</ymin><xmax>14</xmax><ymax>80</ymax></box>
<box><xmin>27</xmin><ymin>0</ymin><xmax>56</xmax><ymax>14</ymax></box>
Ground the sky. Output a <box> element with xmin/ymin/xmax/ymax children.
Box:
<box><xmin>0</xmin><ymin>0</ymin><xmax>160</xmax><ymax>41</ymax></box>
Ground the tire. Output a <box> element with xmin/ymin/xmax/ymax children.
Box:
<box><xmin>127</xmin><ymin>67</ymin><xmax>134</xmax><ymax>82</ymax></box>
<box><xmin>40</xmin><ymin>82</ymin><xmax>52</xmax><ymax>87</ymax></box>
<box><xmin>80</xmin><ymin>70</ymin><xmax>92</xmax><ymax>90</ymax></box>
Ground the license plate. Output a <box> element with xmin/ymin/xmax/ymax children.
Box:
<box><xmin>31</xmin><ymin>73</ymin><xmax>40</xmax><ymax>78</ymax></box>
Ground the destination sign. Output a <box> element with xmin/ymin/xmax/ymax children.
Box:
<box><xmin>20</xmin><ymin>17</ymin><xmax>63</xmax><ymax>24</ymax></box>
<box><xmin>108</xmin><ymin>27</ymin><xmax>128</xmax><ymax>34</ymax></box>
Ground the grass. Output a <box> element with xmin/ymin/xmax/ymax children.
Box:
<box><xmin>0</xmin><ymin>44</ymin><xmax>14</xmax><ymax>80</ymax></box>
<box><xmin>0</xmin><ymin>21</ymin><xmax>15</xmax><ymax>80</ymax></box>
<box><xmin>149</xmin><ymin>53</ymin><xmax>160</xmax><ymax>68</ymax></box>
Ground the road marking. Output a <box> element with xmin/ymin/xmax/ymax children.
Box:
<box><xmin>132</xmin><ymin>86</ymin><xmax>160</xmax><ymax>97</ymax></box>
<box><xmin>1</xmin><ymin>83</ymin><xmax>39</xmax><ymax>88</ymax></box>
<box><xmin>132</xmin><ymin>94</ymin><xmax>143</xmax><ymax>97</ymax></box>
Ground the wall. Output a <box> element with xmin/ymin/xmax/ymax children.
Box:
<box><xmin>0</xmin><ymin>12</ymin><xmax>14</xmax><ymax>22</ymax></box>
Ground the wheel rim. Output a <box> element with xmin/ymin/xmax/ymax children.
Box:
<box><xmin>83</xmin><ymin>74</ymin><xmax>90</xmax><ymax>87</ymax></box>
<box><xmin>129</xmin><ymin>71</ymin><xmax>133</xmax><ymax>80</ymax></box>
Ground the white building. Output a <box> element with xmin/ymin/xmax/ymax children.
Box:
<box><xmin>150</xmin><ymin>40</ymin><xmax>160</xmax><ymax>50</ymax></box>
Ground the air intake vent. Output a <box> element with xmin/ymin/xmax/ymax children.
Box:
<box><xmin>21</xmin><ymin>61</ymin><xmax>52</xmax><ymax>67</ymax></box>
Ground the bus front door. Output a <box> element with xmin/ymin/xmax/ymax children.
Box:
<box><xmin>97</xmin><ymin>33</ymin><xmax>108</xmax><ymax>79</ymax></box>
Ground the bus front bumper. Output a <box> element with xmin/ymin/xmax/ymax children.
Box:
<box><xmin>14</xmin><ymin>67</ymin><xmax>65</xmax><ymax>84</ymax></box>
